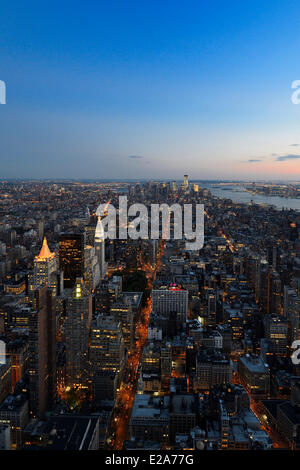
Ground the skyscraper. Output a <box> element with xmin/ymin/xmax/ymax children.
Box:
<box><xmin>84</xmin><ymin>245</ymin><xmax>100</xmax><ymax>290</ymax></box>
<box><xmin>263</xmin><ymin>314</ymin><xmax>288</xmax><ymax>356</ymax></box>
<box><xmin>59</xmin><ymin>233</ymin><xmax>85</xmax><ymax>288</ymax></box>
<box><xmin>152</xmin><ymin>285</ymin><xmax>188</xmax><ymax>337</ymax></box>
<box><xmin>28</xmin><ymin>286</ymin><xmax>56</xmax><ymax>419</ymax></box>
<box><xmin>36</xmin><ymin>220</ymin><xmax>44</xmax><ymax>241</ymax></box>
<box><xmin>267</xmin><ymin>271</ymin><xmax>281</xmax><ymax>315</ymax></box>
<box><xmin>152</xmin><ymin>286</ymin><xmax>188</xmax><ymax>317</ymax></box>
<box><xmin>183</xmin><ymin>174</ymin><xmax>189</xmax><ymax>190</ymax></box>
<box><xmin>33</xmin><ymin>237</ymin><xmax>56</xmax><ymax>289</ymax></box>
<box><xmin>208</xmin><ymin>291</ymin><xmax>217</xmax><ymax>327</ymax></box>
<box><xmin>89</xmin><ymin>315</ymin><xmax>125</xmax><ymax>396</ymax></box>
<box><xmin>64</xmin><ymin>278</ymin><xmax>92</xmax><ymax>387</ymax></box>
<box><xmin>85</xmin><ymin>206</ymin><xmax>90</xmax><ymax>224</ymax></box>
<box><xmin>285</xmin><ymin>289</ymin><xmax>300</xmax><ymax>342</ymax></box>
<box><xmin>110</xmin><ymin>301</ymin><xmax>134</xmax><ymax>351</ymax></box>
<box><xmin>95</xmin><ymin>217</ymin><xmax>107</xmax><ymax>279</ymax></box>
<box><xmin>171</xmin><ymin>181</ymin><xmax>177</xmax><ymax>192</ymax></box>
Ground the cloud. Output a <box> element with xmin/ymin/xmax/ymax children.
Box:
<box><xmin>248</xmin><ymin>158</ymin><xmax>262</xmax><ymax>162</ymax></box>
<box><xmin>276</xmin><ymin>154</ymin><xmax>300</xmax><ymax>161</ymax></box>
<box><xmin>128</xmin><ymin>155</ymin><xmax>144</xmax><ymax>159</ymax></box>
<box><xmin>289</xmin><ymin>144</ymin><xmax>299</xmax><ymax>147</ymax></box>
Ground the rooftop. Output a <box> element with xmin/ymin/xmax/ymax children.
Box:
<box><xmin>35</xmin><ymin>237</ymin><xmax>55</xmax><ymax>261</ymax></box>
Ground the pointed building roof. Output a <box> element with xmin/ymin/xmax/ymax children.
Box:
<box><xmin>35</xmin><ymin>236</ymin><xmax>55</xmax><ymax>261</ymax></box>
<box><xmin>95</xmin><ymin>216</ymin><xmax>105</xmax><ymax>241</ymax></box>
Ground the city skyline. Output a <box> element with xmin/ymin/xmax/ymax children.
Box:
<box><xmin>1</xmin><ymin>1</ymin><xmax>300</xmax><ymax>180</ymax></box>
<box><xmin>0</xmin><ymin>178</ymin><xmax>299</xmax><ymax>451</ymax></box>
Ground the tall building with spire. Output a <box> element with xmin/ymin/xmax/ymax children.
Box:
<box><xmin>33</xmin><ymin>237</ymin><xmax>57</xmax><ymax>289</ymax></box>
<box><xmin>85</xmin><ymin>206</ymin><xmax>90</xmax><ymax>224</ymax></box>
<box><xmin>95</xmin><ymin>217</ymin><xmax>107</xmax><ymax>279</ymax></box>
<box><xmin>183</xmin><ymin>174</ymin><xmax>189</xmax><ymax>190</ymax></box>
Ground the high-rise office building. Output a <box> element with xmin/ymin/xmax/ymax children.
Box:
<box><xmin>89</xmin><ymin>315</ymin><xmax>125</xmax><ymax>391</ymax></box>
<box><xmin>183</xmin><ymin>174</ymin><xmax>189</xmax><ymax>190</ymax></box>
<box><xmin>208</xmin><ymin>291</ymin><xmax>217</xmax><ymax>326</ymax></box>
<box><xmin>84</xmin><ymin>245</ymin><xmax>100</xmax><ymax>290</ymax></box>
<box><xmin>36</xmin><ymin>220</ymin><xmax>44</xmax><ymax>241</ymax></box>
<box><xmin>141</xmin><ymin>343</ymin><xmax>160</xmax><ymax>374</ymax></box>
<box><xmin>95</xmin><ymin>217</ymin><xmax>107</xmax><ymax>279</ymax></box>
<box><xmin>85</xmin><ymin>206</ymin><xmax>90</xmax><ymax>224</ymax></box>
<box><xmin>257</xmin><ymin>261</ymin><xmax>269</xmax><ymax>313</ymax></box>
<box><xmin>64</xmin><ymin>278</ymin><xmax>92</xmax><ymax>387</ymax></box>
<box><xmin>152</xmin><ymin>286</ymin><xmax>188</xmax><ymax>317</ymax></box>
<box><xmin>152</xmin><ymin>286</ymin><xmax>188</xmax><ymax>337</ymax></box>
<box><xmin>267</xmin><ymin>271</ymin><xmax>281</xmax><ymax>315</ymax></box>
<box><xmin>171</xmin><ymin>181</ymin><xmax>177</xmax><ymax>192</ymax></box>
<box><xmin>267</xmin><ymin>245</ymin><xmax>281</xmax><ymax>271</ymax></box>
<box><xmin>33</xmin><ymin>237</ymin><xmax>56</xmax><ymax>289</ymax></box>
<box><xmin>263</xmin><ymin>314</ymin><xmax>288</xmax><ymax>356</ymax></box>
<box><xmin>110</xmin><ymin>301</ymin><xmax>134</xmax><ymax>350</ymax></box>
<box><xmin>283</xmin><ymin>286</ymin><xmax>296</xmax><ymax>318</ymax></box>
<box><xmin>160</xmin><ymin>342</ymin><xmax>172</xmax><ymax>390</ymax></box>
<box><xmin>288</xmin><ymin>294</ymin><xmax>300</xmax><ymax>342</ymax></box>
<box><xmin>237</xmin><ymin>354</ymin><xmax>270</xmax><ymax>398</ymax></box>
<box><xmin>59</xmin><ymin>233</ymin><xmax>85</xmax><ymax>288</ymax></box>
<box><xmin>283</xmin><ymin>285</ymin><xmax>300</xmax><ymax>341</ymax></box>
<box><xmin>28</xmin><ymin>286</ymin><xmax>56</xmax><ymax>419</ymax></box>
<box><xmin>291</xmin><ymin>278</ymin><xmax>300</xmax><ymax>298</ymax></box>
<box><xmin>0</xmin><ymin>359</ymin><xmax>12</xmax><ymax>403</ymax></box>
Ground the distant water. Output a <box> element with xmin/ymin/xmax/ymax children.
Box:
<box><xmin>197</xmin><ymin>184</ymin><xmax>300</xmax><ymax>212</ymax></box>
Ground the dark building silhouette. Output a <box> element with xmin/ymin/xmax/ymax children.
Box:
<box><xmin>28</xmin><ymin>286</ymin><xmax>56</xmax><ymax>419</ymax></box>
<box><xmin>59</xmin><ymin>233</ymin><xmax>84</xmax><ymax>288</ymax></box>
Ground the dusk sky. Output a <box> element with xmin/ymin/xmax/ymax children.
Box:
<box><xmin>1</xmin><ymin>0</ymin><xmax>300</xmax><ymax>180</ymax></box>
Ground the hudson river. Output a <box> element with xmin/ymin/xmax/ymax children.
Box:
<box><xmin>198</xmin><ymin>184</ymin><xmax>300</xmax><ymax>212</ymax></box>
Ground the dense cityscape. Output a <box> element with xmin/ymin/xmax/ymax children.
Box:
<box><xmin>0</xmin><ymin>176</ymin><xmax>299</xmax><ymax>452</ymax></box>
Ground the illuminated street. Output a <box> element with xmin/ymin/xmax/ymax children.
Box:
<box><xmin>232</xmin><ymin>372</ymin><xmax>289</xmax><ymax>449</ymax></box>
<box><xmin>109</xmin><ymin>240</ymin><xmax>166</xmax><ymax>450</ymax></box>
